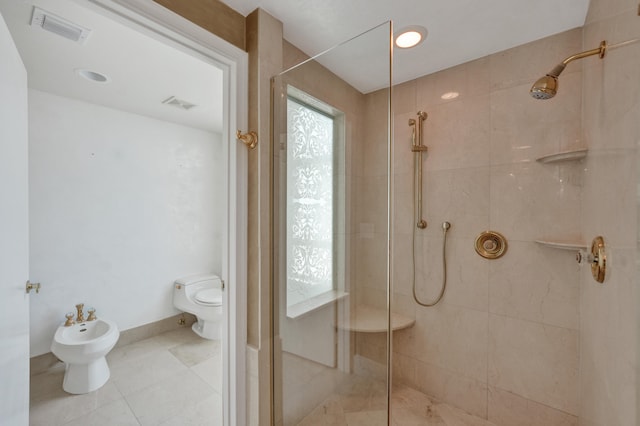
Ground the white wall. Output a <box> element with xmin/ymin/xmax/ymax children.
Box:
<box><xmin>28</xmin><ymin>89</ymin><xmax>224</xmax><ymax>356</ymax></box>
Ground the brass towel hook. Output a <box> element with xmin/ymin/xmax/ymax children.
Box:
<box><xmin>237</xmin><ymin>130</ymin><xmax>258</xmax><ymax>149</ymax></box>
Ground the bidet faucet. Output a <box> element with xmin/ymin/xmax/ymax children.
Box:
<box><xmin>75</xmin><ymin>303</ymin><xmax>85</xmax><ymax>322</ymax></box>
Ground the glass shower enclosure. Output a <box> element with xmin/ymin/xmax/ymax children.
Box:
<box><xmin>271</xmin><ymin>22</ymin><xmax>393</xmax><ymax>425</ymax></box>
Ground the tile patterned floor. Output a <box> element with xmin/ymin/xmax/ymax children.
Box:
<box><xmin>297</xmin><ymin>377</ymin><xmax>497</xmax><ymax>426</ymax></box>
<box><xmin>29</xmin><ymin>327</ymin><xmax>222</xmax><ymax>426</ymax></box>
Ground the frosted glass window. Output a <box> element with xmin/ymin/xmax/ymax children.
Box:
<box><xmin>286</xmin><ymin>98</ymin><xmax>334</xmax><ymax>307</ymax></box>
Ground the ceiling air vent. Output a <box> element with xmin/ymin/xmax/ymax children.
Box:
<box><xmin>162</xmin><ymin>96</ymin><xmax>197</xmax><ymax>110</ymax></box>
<box><xmin>30</xmin><ymin>7</ymin><xmax>91</xmax><ymax>44</ymax></box>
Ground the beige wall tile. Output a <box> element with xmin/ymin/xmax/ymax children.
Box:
<box><xmin>420</xmin><ymin>95</ymin><xmax>491</xmax><ymax>171</ymax></box>
<box><xmin>423</xmin><ymin>167</ymin><xmax>491</xmax><ymax>240</ymax></box>
<box><xmin>585</xmin><ymin>0</ymin><xmax>638</xmax><ymax>24</ymax></box>
<box><xmin>410</xmin><ymin>236</ymin><xmax>489</xmax><ymax>312</ymax></box>
<box><xmin>488</xmin><ymin>314</ymin><xmax>579</xmax><ymax>415</ymax></box>
<box><xmin>489</xmin><ymin>29</ymin><xmax>583</xmax><ymax>92</ymax></box>
<box><xmin>581</xmin><ymin>151</ymin><xmax>636</xmax><ymax>247</ymax></box>
<box><xmin>407</xmin><ymin>304</ymin><xmax>488</xmax><ymax>382</ymax></box>
<box><xmin>490</xmin><ymin>74</ymin><xmax>583</xmax><ymax>166</ymax></box>
<box><xmin>582</xmin><ymin>13</ymin><xmax>640</xmax><ymax>153</ymax></box>
<box><xmin>416</xmin><ymin>57</ymin><xmax>491</xmax><ymax>107</ymax></box>
<box><xmin>579</xmin><ymin>247</ymin><xmax>637</xmax><ymax>425</ymax></box>
<box><xmin>490</xmin><ymin>162</ymin><xmax>582</xmax><ymax>242</ymax></box>
<box><xmin>489</xmin><ymin>241</ymin><xmax>580</xmax><ymax>330</ymax></box>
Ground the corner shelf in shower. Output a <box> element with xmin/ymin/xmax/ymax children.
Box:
<box><xmin>535</xmin><ymin>148</ymin><xmax>588</xmax><ymax>164</ymax></box>
<box><xmin>534</xmin><ymin>239</ymin><xmax>587</xmax><ymax>251</ymax></box>
<box><xmin>335</xmin><ymin>305</ymin><xmax>415</xmax><ymax>333</ymax></box>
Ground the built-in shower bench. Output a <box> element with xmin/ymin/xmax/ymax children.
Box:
<box><xmin>335</xmin><ymin>305</ymin><xmax>415</xmax><ymax>333</ymax></box>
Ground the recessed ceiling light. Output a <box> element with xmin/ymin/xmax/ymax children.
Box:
<box><xmin>441</xmin><ymin>91</ymin><xmax>459</xmax><ymax>100</ymax></box>
<box><xmin>75</xmin><ymin>68</ymin><xmax>110</xmax><ymax>83</ymax></box>
<box><xmin>395</xmin><ymin>26</ymin><xmax>428</xmax><ymax>49</ymax></box>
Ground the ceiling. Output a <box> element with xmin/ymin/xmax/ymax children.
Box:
<box><xmin>0</xmin><ymin>0</ymin><xmax>223</xmax><ymax>133</ymax></box>
<box><xmin>223</xmin><ymin>0</ymin><xmax>591</xmax><ymax>93</ymax></box>
<box><xmin>0</xmin><ymin>0</ymin><xmax>591</xmax><ymax>130</ymax></box>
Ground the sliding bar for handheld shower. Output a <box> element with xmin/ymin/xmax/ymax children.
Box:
<box><xmin>409</xmin><ymin>111</ymin><xmax>428</xmax><ymax>229</ymax></box>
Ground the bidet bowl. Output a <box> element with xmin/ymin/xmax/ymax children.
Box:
<box><xmin>51</xmin><ymin>318</ymin><xmax>119</xmax><ymax>394</ymax></box>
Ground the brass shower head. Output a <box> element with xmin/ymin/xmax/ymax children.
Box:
<box><xmin>530</xmin><ymin>40</ymin><xmax>607</xmax><ymax>100</ymax></box>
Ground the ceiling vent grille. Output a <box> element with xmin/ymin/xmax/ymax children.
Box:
<box><xmin>162</xmin><ymin>96</ymin><xmax>197</xmax><ymax>110</ymax></box>
<box><xmin>30</xmin><ymin>7</ymin><xmax>91</xmax><ymax>44</ymax></box>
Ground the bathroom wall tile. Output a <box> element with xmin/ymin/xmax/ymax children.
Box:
<box><xmin>489</xmin><ymin>29</ymin><xmax>583</xmax><ymax>92</ymax></box>
<box><xmin>354</xmin><ymin>174</ymin><xmax>389</xmax><ymax>234</ymax></box>
<box><xmin>424</xmin><ymin>166</ymin><xmax>491</xmax><ymax>240</ymax></box>
<box><xmin>581</xmin><ymin>150</ymin><xmax>636</xmax><ymax>247</ymax></box>
<box><xmin>586</xmin><ymin>0</ymin><xmax>638</xmax><ymax>24</ymax></box>
<box><xmin>392</xmin><ymin>174</ymin><xmax>414</xmax><ymax>238</ymax></box>
<box><xmin>356</xmin><ymin>332</ymin><xmax>387</xmax><ymax>365</ymax></box>
<box><xmin>353</xmin><ymin>234</ymin><xmax>388</xmax><ymax>294</ymax></box>
<box><xmin>579</xmin><ymin>247</ymin><xmax>637</xmax><ymax>426</ymax></box>
<box><xmin>410</xmin><ymin>304</ymin><xmax>488</xmax><ymax>382</ymax></box>
<box><xmin>488</xmin><ymin>314</ymin><xmax>579</xmax><ymax>415</ymax></box>
<box><xmin>362</xmin><ymin>89</ymin><xmax>390</xmax><ymax>178</ymax></box>
<box><xmin>391</xmin><ymin>352</ymin><xmax>418</xmax><ymax>390</ymax></box>
<box><xmin>420</xmin><ymin>94</ymin><xmax>491</xmax><ymax>171</ymax></box>
<box><xmin>488</xmin><ymin>386</ymin><xmax>578</xmax><ymax>426</ymax></box>
<box><xmin>411</xmin><ymin>236</ymin><xmax>489</xmax><ymax>312</ymax></box>
<box><xmin>414</xmin><ymin>359</ymin><xmax>488</xmax><ymax>418</ymax></box>
<box><xmin>125</xmin><ymin>369</ymin><xmax>215</xmax><ymax>426</ymax></box>
<box><xmin>416</xmin><ymin>57</ymin><xmax>491</xmax><ymax>107</ymax></box>
<box><xmin>394</xmin><ymin>110</ymin><xmax>417</xmax><ymax>178</ymax></box>
<box><xmin>110</xmin><ymin>350</ymin><xmax>188</xmax><ymax>396</ymax></box>
<box><xmin>393</xmin><ymin>80</ymin><xmax>418</xmax><ymax>115</ymax></box>
<box><xmin>489</xmin><ymin>240</ymin><xmax>580</xmax><ymax>330</ymax></box>
<box><xmin>490</xmin><ymin>162</ymin><xmax>582</xmax><ymax>242</ymax></box>
<box><xmin>391</xmin><ymin>234</ymin><xmax>414</xmax><ymax>298</ymax></box>
<box><xmin>490</xmin><ymin>73</ymin><xmax>582</xmax><ymax>166</ymax></box>
<box><xmin>62</xmin><ymin>398</ymin><xmax>140</xmax><ymax>426</ymax></box>
<box><xmin>582</xmin><ymin>14</ymin><xmax>640</xmax><ymax>152</ymax></box>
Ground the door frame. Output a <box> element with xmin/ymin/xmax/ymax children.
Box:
<box><xmin>81</xmin><ymin>1</ymin><xmax>248</xmax><ymax>424</ymax></box>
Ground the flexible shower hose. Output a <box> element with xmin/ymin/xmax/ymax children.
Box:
<box><xmin>412</xmin><ymin>221</ymin><xmax>451</xmax><ymax>307</ymax></box>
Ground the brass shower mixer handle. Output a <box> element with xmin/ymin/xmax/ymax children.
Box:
<box><xmin>576</xmin><ymin>236</ymin><xmax>606</xmax><ymax>283</ymax></box>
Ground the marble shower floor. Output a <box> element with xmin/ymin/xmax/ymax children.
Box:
<box><xmin>297</xmin><ymin>377</ymin><xmax>497</xmax><ymax>426</ymax></box>
<box><xmin>29</xmin><ymin>327</ymin><xmax>222</xmax><ymax>426</ymax></box>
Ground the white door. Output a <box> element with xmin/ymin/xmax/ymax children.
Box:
<box><xmin>0</xmin><ymin>10</ymin><xmax>30</xmax><ymax>426</ymax></box>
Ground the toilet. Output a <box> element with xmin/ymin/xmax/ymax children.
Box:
<box><xmin>173</xmin><ymin>274</ymin><xmax>223</xmax><ymax>340</ymax></box>
<box><xmin>50</xmin><ymin>318</ymin><xmax>119</xmax><ymax>394</ymax></box>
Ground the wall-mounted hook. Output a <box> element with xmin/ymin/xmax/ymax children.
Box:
<box><xmin>237</xmin><ymin>130</ymin><xmax>258</xmax><ymax>149</ymax></box>
<box><xmin>26</xmin><ymin>281</ymin><xmax>41</xmax><ymax>294</ymax></box>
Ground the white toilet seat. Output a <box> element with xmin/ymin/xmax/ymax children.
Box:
<box><xmin>194</xmin><ymin>288</ymin><xmax>222</xmax><ymax>306</ymax></box>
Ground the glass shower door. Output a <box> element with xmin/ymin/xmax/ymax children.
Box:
<box><xmin>272</xmin><ymin>22</ymin><xmax>392</xmax><ymax>426</ymax></box>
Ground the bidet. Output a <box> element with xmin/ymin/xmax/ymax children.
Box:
<box><xmin>51</xmin><ymin>318</ymin><xmax>119</xmax><ymax>394</ymax></box>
